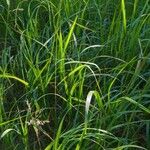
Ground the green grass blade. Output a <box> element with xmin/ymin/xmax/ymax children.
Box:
<box><xmin>121</xmin><ymin>0</ymin><xmax>127</xmax><ymax>32</ymax></box>
<box><xmin>0</xmin><ymin>74</ymin><xmax>29</xmax><ymax>86</ymax></box>
<box><xmin>121</xmin><ymin>97</ymin><xmax>150</xmax><ymax>114</ymax></box>
<box><xmin>64</xmin><ymin>16</ymin><xmax>78</xmax><ymax>51</ymax></box>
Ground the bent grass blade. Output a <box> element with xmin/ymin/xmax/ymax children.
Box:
<box><xmin>0</xmin><ymin>74</ymin><xmax>29</xmax><ymax>86</ymax></box>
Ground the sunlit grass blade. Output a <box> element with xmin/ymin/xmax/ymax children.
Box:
<box><xmin>0</xmin><ymin>74</ymin><xmax>29</xmax><ymax>86</ymax></box>
<box><xmin>121</xmin><ymin>0</ymin><xmax>127</xmax><ymax>33</ymax></box>
<box><xmin>64</xmin><ymin>16</ymin><xmax>78</xmax><ymax>51</ymax></box>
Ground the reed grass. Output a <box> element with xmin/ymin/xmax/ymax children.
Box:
<box><xmin>0</xmin><ymin>0</ymin><xmax>150</xmax><ymax>149</ymax></box>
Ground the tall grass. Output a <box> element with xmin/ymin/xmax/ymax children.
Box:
<box><xmin>0</xmin><ymin>0</ymin><xmax>150</xmax><ymax>149</ymax></box>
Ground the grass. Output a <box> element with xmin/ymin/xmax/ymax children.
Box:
<box><xmin>0</xmin><ymin>0</ymin><xmax>150</xmax><ymax>149</ymax></box>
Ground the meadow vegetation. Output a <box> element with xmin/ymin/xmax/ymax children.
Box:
<box><xmin>0</xmin><ymin>0</ymin><xmax>150</xmax><ymax>149</ymax></box>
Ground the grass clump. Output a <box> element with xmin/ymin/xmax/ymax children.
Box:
<box><xmin>0</xmin><ymin>0</ymin><xmax>150</xmax><ymax>149</ymax></box>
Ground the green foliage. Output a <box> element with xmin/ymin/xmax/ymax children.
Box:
<box><xmin>0</xmin><ymin>0</ymin><xmax>150</xmax><ymax>149</ymax></box>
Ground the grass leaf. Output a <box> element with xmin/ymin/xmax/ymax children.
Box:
<box><xmin>0</xmin><ymin>74</ymin><xmax>29</xmax><ymax>86</ymax></box>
